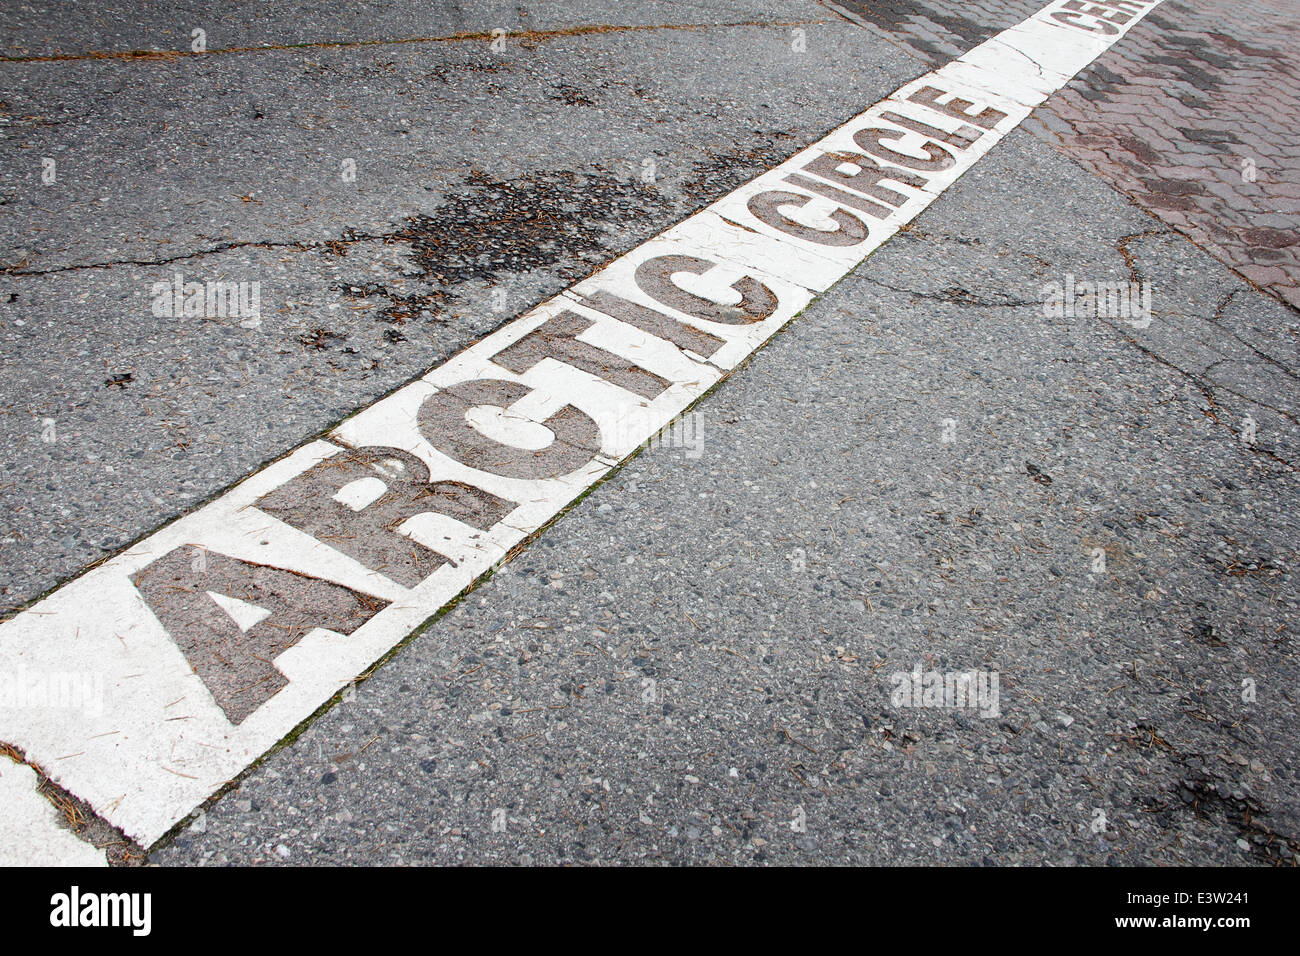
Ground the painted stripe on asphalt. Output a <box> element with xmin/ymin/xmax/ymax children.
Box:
<box><xmin>0</xmin><ymin>0</ymin><xmax>1165</xmax><ymax>848</ymax></box>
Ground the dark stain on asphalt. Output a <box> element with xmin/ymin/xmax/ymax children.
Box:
<box><xmin>679</xmin><ymin>137</ymin><xmax>798</xmax><ymax>201</ymax></box>
<box><xmin>403</xmin><ymin>168</ymin><xmax>666</xmax><ymax>283</ymax></box>
<box><xmin>549</xmin><ymin>83</ymin><xmax>598</xmax><ymax>107</ymax></box>
<box><xmin>1025</xmin><ymin>461</ymin><xmax>1053</xmax><ymax>485</ymax></box>
<box><xmin>300</xmin><ymin>328</ymin><xmax>347</xmax><ymax>350</ymax></box>
<box><xmin>426</xmin><ymin>60</ymin><xmax>502</xmax><ymax>84</ymax></box>
<box><xmin>331</xmin><ymin>135</ymin><xmax>810</xmax><ymax>335</ymax></box>
<box><xmin>337</xmin><ymin>167</ymin><xmax>669</xmax><ymax>324</ymax></box>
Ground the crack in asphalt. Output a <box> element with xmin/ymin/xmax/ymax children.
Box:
<box><xmin>1094</xmin><ymin>313</ymin><xmax>1298</xmax><ymax>467</ymax></box>
<box><xmin>0</xmin><ymin>235</ymin><xmax>384</xmax><ymax>278</ymax></box>
<box><xmin>1110</xmin><ymin>725</ymin><xmax>1300</xmax><ymax>866</ymax></box>
<box><xmin>1204</xmin><ymin>289</ymin><xmax>1300</xmax><ymax>386</ymax></box>
<box><xmin>864</xmin><ymin>227</ymin><xmax>1297</xmax><ymax>465</ymax></box>
<box><xmin>1028</xmin><ymin>105</ymin><xmax>1300</xmax><ymax>316</ymax></box>
<box><xmin>1106</xmin><ymin>232</ymin><xmax>1300</xmax><ymax>435</ymax></box>
<box><xmin>4</xmin><ymin>143</ymin><xmax>796</xmax><ymax>280</ymax></box>
<box><xmin>1116</xmin><ymin>228</ymin><xmax>1168</xmax><ymax>284</ymax></box>
<box><xmin>0</xmin><ymin>19</ymin><xmax>828</xmax><ymax>65</ymax></box>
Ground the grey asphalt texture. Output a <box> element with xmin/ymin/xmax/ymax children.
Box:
<box><xmin>152</xmin><ymin>126</ymin><xmax>1300</xmax><ymax>865</ymax></box>
<box><xmin>2</xmin><ymin>2</ymin><xmax>1297</xmax><ymax>865</ymax></box>
<box><xmin>1</xmin><ymin>0</ymin><xmax>901</xmax><ymax>613</ymax></box>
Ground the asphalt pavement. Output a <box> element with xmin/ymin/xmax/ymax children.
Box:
<box><xmin>1</xmin><ymin>0</ymin><xmax>1297</xmax><ymax>866</ymax></box>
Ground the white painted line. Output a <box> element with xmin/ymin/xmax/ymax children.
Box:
<box><xmin>0</xmin><ymin>757</ymin><xmax>107</xmax><ymax>866</ymax></box>
<box><xmin>0</xmin><ymin>0</ymin><xmax>1165</xmax><ymax>850</ymax></box>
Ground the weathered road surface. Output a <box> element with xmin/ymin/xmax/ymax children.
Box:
<box><xmin>0</xmin><ymin>0</ymin><xmax>1296</xmax><ymax>866</ymax></box>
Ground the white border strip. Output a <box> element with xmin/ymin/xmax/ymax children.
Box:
<box><xmin>0</xmin><ymin>0</ymin><xmax>1163</xmax><ymax>847</ymax></box>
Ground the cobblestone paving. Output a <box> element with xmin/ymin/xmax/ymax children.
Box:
<box><xmin>832</xmin><ymin>0</ymin><xmax>1300</xmax><ymax>310</ymax></box>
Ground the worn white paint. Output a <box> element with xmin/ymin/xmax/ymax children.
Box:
<box><xmin>0</xmin><ymin>757</ymin><xmax>107</xmax><ymax>867</ymax></box>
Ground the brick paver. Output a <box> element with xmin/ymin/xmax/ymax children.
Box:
<box><xmin>833</xmin><ymin>0</ymin><xmax>1300</xmax><ymax>309</ymax></box>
